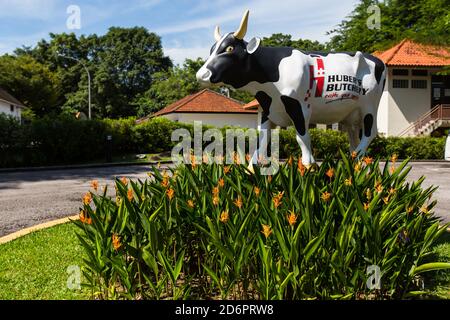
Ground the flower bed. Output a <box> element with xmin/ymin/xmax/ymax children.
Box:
<box><xmin>74</xmin><ymin>151</ymin><xmax>450</xmax><ymax>299</ymax></box>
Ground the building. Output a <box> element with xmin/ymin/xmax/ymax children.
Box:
<box><xmin>140</xmin><ymin>89</ymin><xmax>258</xmax><ymax>128</ymax></box>
<box><xmin>374</xmin><ymin>39</ymin><xmax>450</xmax><ymax>136</ymax></box>
<box><xmin>0</xmin><ymin>87</ymin><xmax>25</xmax><ymax>121</ymax></box>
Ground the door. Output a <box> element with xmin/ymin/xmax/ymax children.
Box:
<box><xmin>431</xmin><ymin>75</ymin><xmax>450</xmax><ymax>107</ymax></box>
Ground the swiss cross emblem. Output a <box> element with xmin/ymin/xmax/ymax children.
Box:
<box><xmin>304</xmin><ymin>58</ymin><xmax>326</xmax><ymax>101</ymax></box>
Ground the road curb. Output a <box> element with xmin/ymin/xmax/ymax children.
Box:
<box><xmin>0</xmin><ymin>215</ymin><xmax>80</xmax><ymax>245</ymax></box>
<box><xmin>0</xmin><ymin>160</ymin><xmax>173</xmax><ymax>174</ymax></box>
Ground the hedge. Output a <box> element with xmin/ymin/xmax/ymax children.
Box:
<box><xmin>0</xmin><ymin>114</ymin><xmax>446</xmax><ymax>168</ymax></box>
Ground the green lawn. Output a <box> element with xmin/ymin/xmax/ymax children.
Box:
<box><xmin>0</xmin><ymin>223</ymin><xmax>90</xmax><ymax>300</ymax></box>
<box><xmin>0</xmin><ymin>222</ymin><xmax>448</xmax><ymax>300</ymax></box>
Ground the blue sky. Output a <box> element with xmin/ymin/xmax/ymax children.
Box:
<box><xmin>0</xmin><ymin>0</ymin><xmax>358</xmax><ymax>65</ymax></box>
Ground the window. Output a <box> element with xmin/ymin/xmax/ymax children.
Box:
<box><xmin>10</xmin><ymin>105</ymin><xmax>14</xmax><ymax>112</ymax></box>
<box><xmin>393</xmin><ymin>69</ymin><xmax>409</xmax><ymax>76</ymax></box>
<box><xmin>411</xmin><ymin>80</ymin><xmax>427</xmax><ymax>89</ymax></box>
<box><xmin>393</xmin><ymin>79</ymin><xmax>409</xmax><ymax>88</ymax></box>
<box><xmin>412</xmin><ymin>69</ymin><xmax>428</xmax><ymax>76</ymax></box>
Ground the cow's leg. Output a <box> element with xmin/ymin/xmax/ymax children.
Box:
<box><xmin>355</xmin><ymin>107</ymin><xmax>377</xmax><ymax>155</ymax></box>
<box><xmin>280</xmin><ymin>95</ymin><xmax>315</xmax><ymax>167</ymax></box>
<box><xmin>248</xmin><ymin>118</ymin><xmax>275</xmax><ymax>173</ymax></box>
<box><xmin>342</xmin><ymin>110</ymin><xmax>361</xmax><ymax>151</ymax></box>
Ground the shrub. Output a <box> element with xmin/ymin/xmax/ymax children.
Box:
<box><xmin>74</xmin><ymin>152</ymin><xmax>450</xmax><ymax>300</ymax></box>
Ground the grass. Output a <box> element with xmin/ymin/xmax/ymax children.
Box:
<box><xmin>0</xmin><ymin>223</ymin><xmax>448</xmax><ymax>300</ymax></box>
<box><xmin>0</xmin><ymin>223</ymin><xmax>90</xmax><ymax>300</ymax></box>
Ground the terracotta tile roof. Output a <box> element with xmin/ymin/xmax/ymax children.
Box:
<box><xmin>0</xmin><ymin>87</ymin><xmax>24</xmax><ymax>107</ymax></box>
<box><xmin>149</xmin><ymin>89</ymin><xmax>257</xmax><ymax>118</ymax></box>
<box><xmin>374</xmin><ymin>39</ymin><xmax>450</xmax><ymax>67</ymax></box>
<box><xmin>243</xmin><ymin>99</ymin><xmax>260</xmax><ymax>110</ymax></box>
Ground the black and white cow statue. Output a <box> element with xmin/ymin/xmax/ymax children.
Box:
<box><xmin>196</xmin><ymin>10</ymin><xmax>386</xmax><ymax>170</ymax></box>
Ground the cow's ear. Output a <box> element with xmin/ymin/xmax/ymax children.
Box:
<box><xmin>246</xmin><ymin>37</ymin><xmax>261</xmax><ymax>54</ymax></box>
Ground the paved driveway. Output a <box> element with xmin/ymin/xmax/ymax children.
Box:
<box><xmin>0</xmin><ymin>162</ymin><xmax>449</xmax><ymax>237</ymax></box>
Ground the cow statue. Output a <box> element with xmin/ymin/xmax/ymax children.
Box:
<box><xmin>196</xmin><ymin>10</ymin><xmax>386</xmax><ymax>170</ymax></box>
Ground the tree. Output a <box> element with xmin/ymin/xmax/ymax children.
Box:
<box><xmin>0</xmin><ymin>55</ymin><xmax>60</xmax><ymax>117</ymax></box>
<box><xmin>13</xmin><ymin>28</ymin><xmax>172</xmax><ymax>119</ymax></box>
<box><xmin>262</xmin><ymin>33</ymin><xmax>326</xmax><ymax>51</ymax></box>
<box><xmin>327</xmin><ymin>0</ymin><xmax>450</xmax><ymax>53</ymax></box>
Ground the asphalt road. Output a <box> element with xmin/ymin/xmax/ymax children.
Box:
<box><xmin>0</xmin><ymin>162</ymin><xmax>449</xmax><ymax>237</ymax></box>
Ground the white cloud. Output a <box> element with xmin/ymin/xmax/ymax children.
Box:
<box><xmin>164</xmin><ymin>46</ymin><xmax>210</xmax><ymax>66</ymax></box>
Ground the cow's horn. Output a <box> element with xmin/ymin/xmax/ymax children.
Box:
<box><xmin>233</xmin><ymin>10</ymin><xmax>249</xmax><ymax>40</ymax></box>
<box><xmin>214</xmin><ymin>26</ymin><xmax>222</xmax><ymax>42</ymax></box>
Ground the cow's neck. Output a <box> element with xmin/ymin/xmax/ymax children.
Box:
<box><xmin>240</xmin><ymin>46</ymin><xmax>294</xmax><ymax>94</ymax></box>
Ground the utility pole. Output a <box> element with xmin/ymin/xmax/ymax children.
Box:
<box><xmin>58</xmin><ymin>53</ymin><xmax>92</xmax><ymax>120</ymax></box>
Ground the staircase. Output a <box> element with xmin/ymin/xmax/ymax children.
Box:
<box><xmin>398</xmin><ymin>104</ymin><xmax>450</xmax><ymax>137</ymax></box>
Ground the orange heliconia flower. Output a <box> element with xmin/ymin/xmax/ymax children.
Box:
<box><xmin>391</xmin><ymin>154</ymin><xmax>398</xmax><ymax>164</ymax></box>
<box><xmin>351</xmin><ymin>151</ymin><xmax>358</xmax><ymax>160</ymax></box>
<box><xmin>219</xmin><ymin>211</ymin><xmax>229</xmax><ymax>224</ymax></box>
<box><xmin>223</xmin><ymin>166</ymin><xmax>231</xmax><ymax>175</ymax></box>
<box><xmin>190</xmin><ymin>154</ymin><xmax>197</xmax><ymax>168</ymax></box>
<box><xmin>390</xmin><ymin>165</ymin><xmax>396</xmax><ymax>174</ymax></box>
<box><xmin>233</xmin><ymin>152</ymin><xmax>241</xmax><ymax>165</ymax></box>
<box><xmin>363</xmin><ymin>156</ymin><xmax>373</xmax><ymax>165</ymax></box>
<box><xmin>420</xmin><ymin>205</ymin><xmax>430</xmax><ymax>215</ymax></box>
<box><xmin>234</xmin><ymin>196</ymin><xmax>243</xmax><ymax>209</ymax></box>
<box><xmin>375</xmin><ymin>182</ymin><xmax>383</xmax><ymax>194</ymax></box>
<box><xmin>212</xmin><ymin>186</ymin><xmax>220</xmax><ymax>197</ymax></box>
<box><xmin>213</xmin><ymin>196</ymin><xmax>220</xmax><ymax>206</ymax></box>
<box><xmin>161</xmin><ymin>177</ymin><xmax>169</xmax><ymax>188</ymax></box>
<box><xmin>166</xmin><ymin>188</ymin><xmax>175</xmax><ymax>201</ymax></box>
<box><xmin>383</xmin><ymin>196</ymin><xmax>390</xmax><ymax>204</ymax></box>
<box><xmin>364</xmin><ymin>202</ymin><xmax>370</xmax><ymax>211</ymax></box>
<box><xmin>298</xmin><ymin>158</ymin><xmax>306</xmax><ymax>176</ymax></box>
<box><xmin>254</xmin><ymin>186</ymin><xmax>261</xmax><ymax>197</ymax></box>
<box><xmin>321</xmin><ymin>191</ymin><xmax>331</xmax><ymax>202</ymax></box>
<box><xmin>287</xmin><ymin>210</ymin><xmax>298</xmax><ymax>226</ymax></box>
<box><xmin>112</xmin><ymin>234</ymin><xmax>122</xmax><ymax>251</ymax></box>
<box><xmin>287</xmin><ymin>156</ymin><xmax>293</xmax><ymax>166</ymax></box>
<box><xmin>127</xmin><ymin>189</ymin><xmax>134</xmax><ymax>201</ymax></box>
<box><xmin>261</xmin><ymin>224</ymin><xmax>273</xmax><ymax>239</ymax></box>
<box><xmin>325</xmin><ymin>168</ymin><xmax>334</xmax><ymax>179</ymax></box>
<box><xmin>389</xmin><ymin>187</ymin><xmax>396</xmax><ymax>195</ymax></box>
<box><xmin>79</xmin><ymin>210</ymin><xmax>92</xmax><ymax>225</ymax></box>
<box><xmin>406</xmin><ymin>206</ymin><xmax>414</xmax><ymax>214</ymax></box>
<box><xmin>91</xmin><ymin>180</ymin><xmax>99</xmax><ymax>192</ymax></box>
<box><xmin>187</xmin><ymin>199</ymin><xmax>195</xmax><ymax>208</ymax></box>
<box><xmin>83</xmin><ymin>192</ymin><xmax>92</xmax><ymax>205</ymax></box>
<box><xmin>354</xmin><ymin>163</ymin><xmax>361</xmax><ymax>172</ymax></box>
<box><xmin>344</xmin><ymin>177</ymin><xmax>352</xmax><ymax>186</ymax></box>
<box><xmin>120</xmin><ymin>177</ymin><xmax>128</xmax><ymax>185</ymax></box>
<box><xmin>272</xmin><ymin>191</ymin><xmax>284</xmax><ymax>208</ymax></box>
<box><xmin>218</xmin><ymin>178</ymin><xmax>225</xmax><ymax>188</ymax></box>
<box><xmin>245</xmin><ymin>153</ymin><xmax>252</xmax><ymax>163</ymax></box>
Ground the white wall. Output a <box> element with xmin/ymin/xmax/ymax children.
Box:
<box><xmin>0</xmin><ymin>100</ymin><xmax>22</xmax><ymax>121</ymax></box>
<box><xmin>162</xmin><ymin>112</ymin><xmax>258</xmax><ymax>128</ymax></box>
<box><xmin>378</xmin><ymin>67</ymin><xmax>434</xmax><ymax>136</ymax></box>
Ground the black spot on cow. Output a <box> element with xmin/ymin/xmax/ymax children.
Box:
<box><xmin>363</xmin><ymin>53</ymin><xmax>385</xmax><ymax>84</ymax></box>
<box><xmin>364</xmin><ymin>114</ymin><xmax>374</xmax><ymax>137</ymax></box>
<box><xmin>359</xmin><ymin>129</ymin><xmax>363</xmax><ymax>140</ymax></box>
<box><xmin>280</xmin><ymin>96</ymin><xmax>306</xmax><ymax>136</ymax></box>
<box><xmin>255</xmin><ymin>91</ymin><xmax>272</xmax><ymax>124</ymax></box>
<box><xmin>206</xmin><ymin>33</ymin><xmax>294</xmax><ymax>88</ymax></box>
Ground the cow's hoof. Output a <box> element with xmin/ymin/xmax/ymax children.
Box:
<box><xmin>304</xmin><ymin>163</ymin><xmax>319</xmax><ymax>172</ymax></box>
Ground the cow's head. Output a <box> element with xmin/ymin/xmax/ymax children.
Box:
<box><xmin>196</xmin><ymin>10</ymin><xmax>261</xmax><ymax>88</ymax></box>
